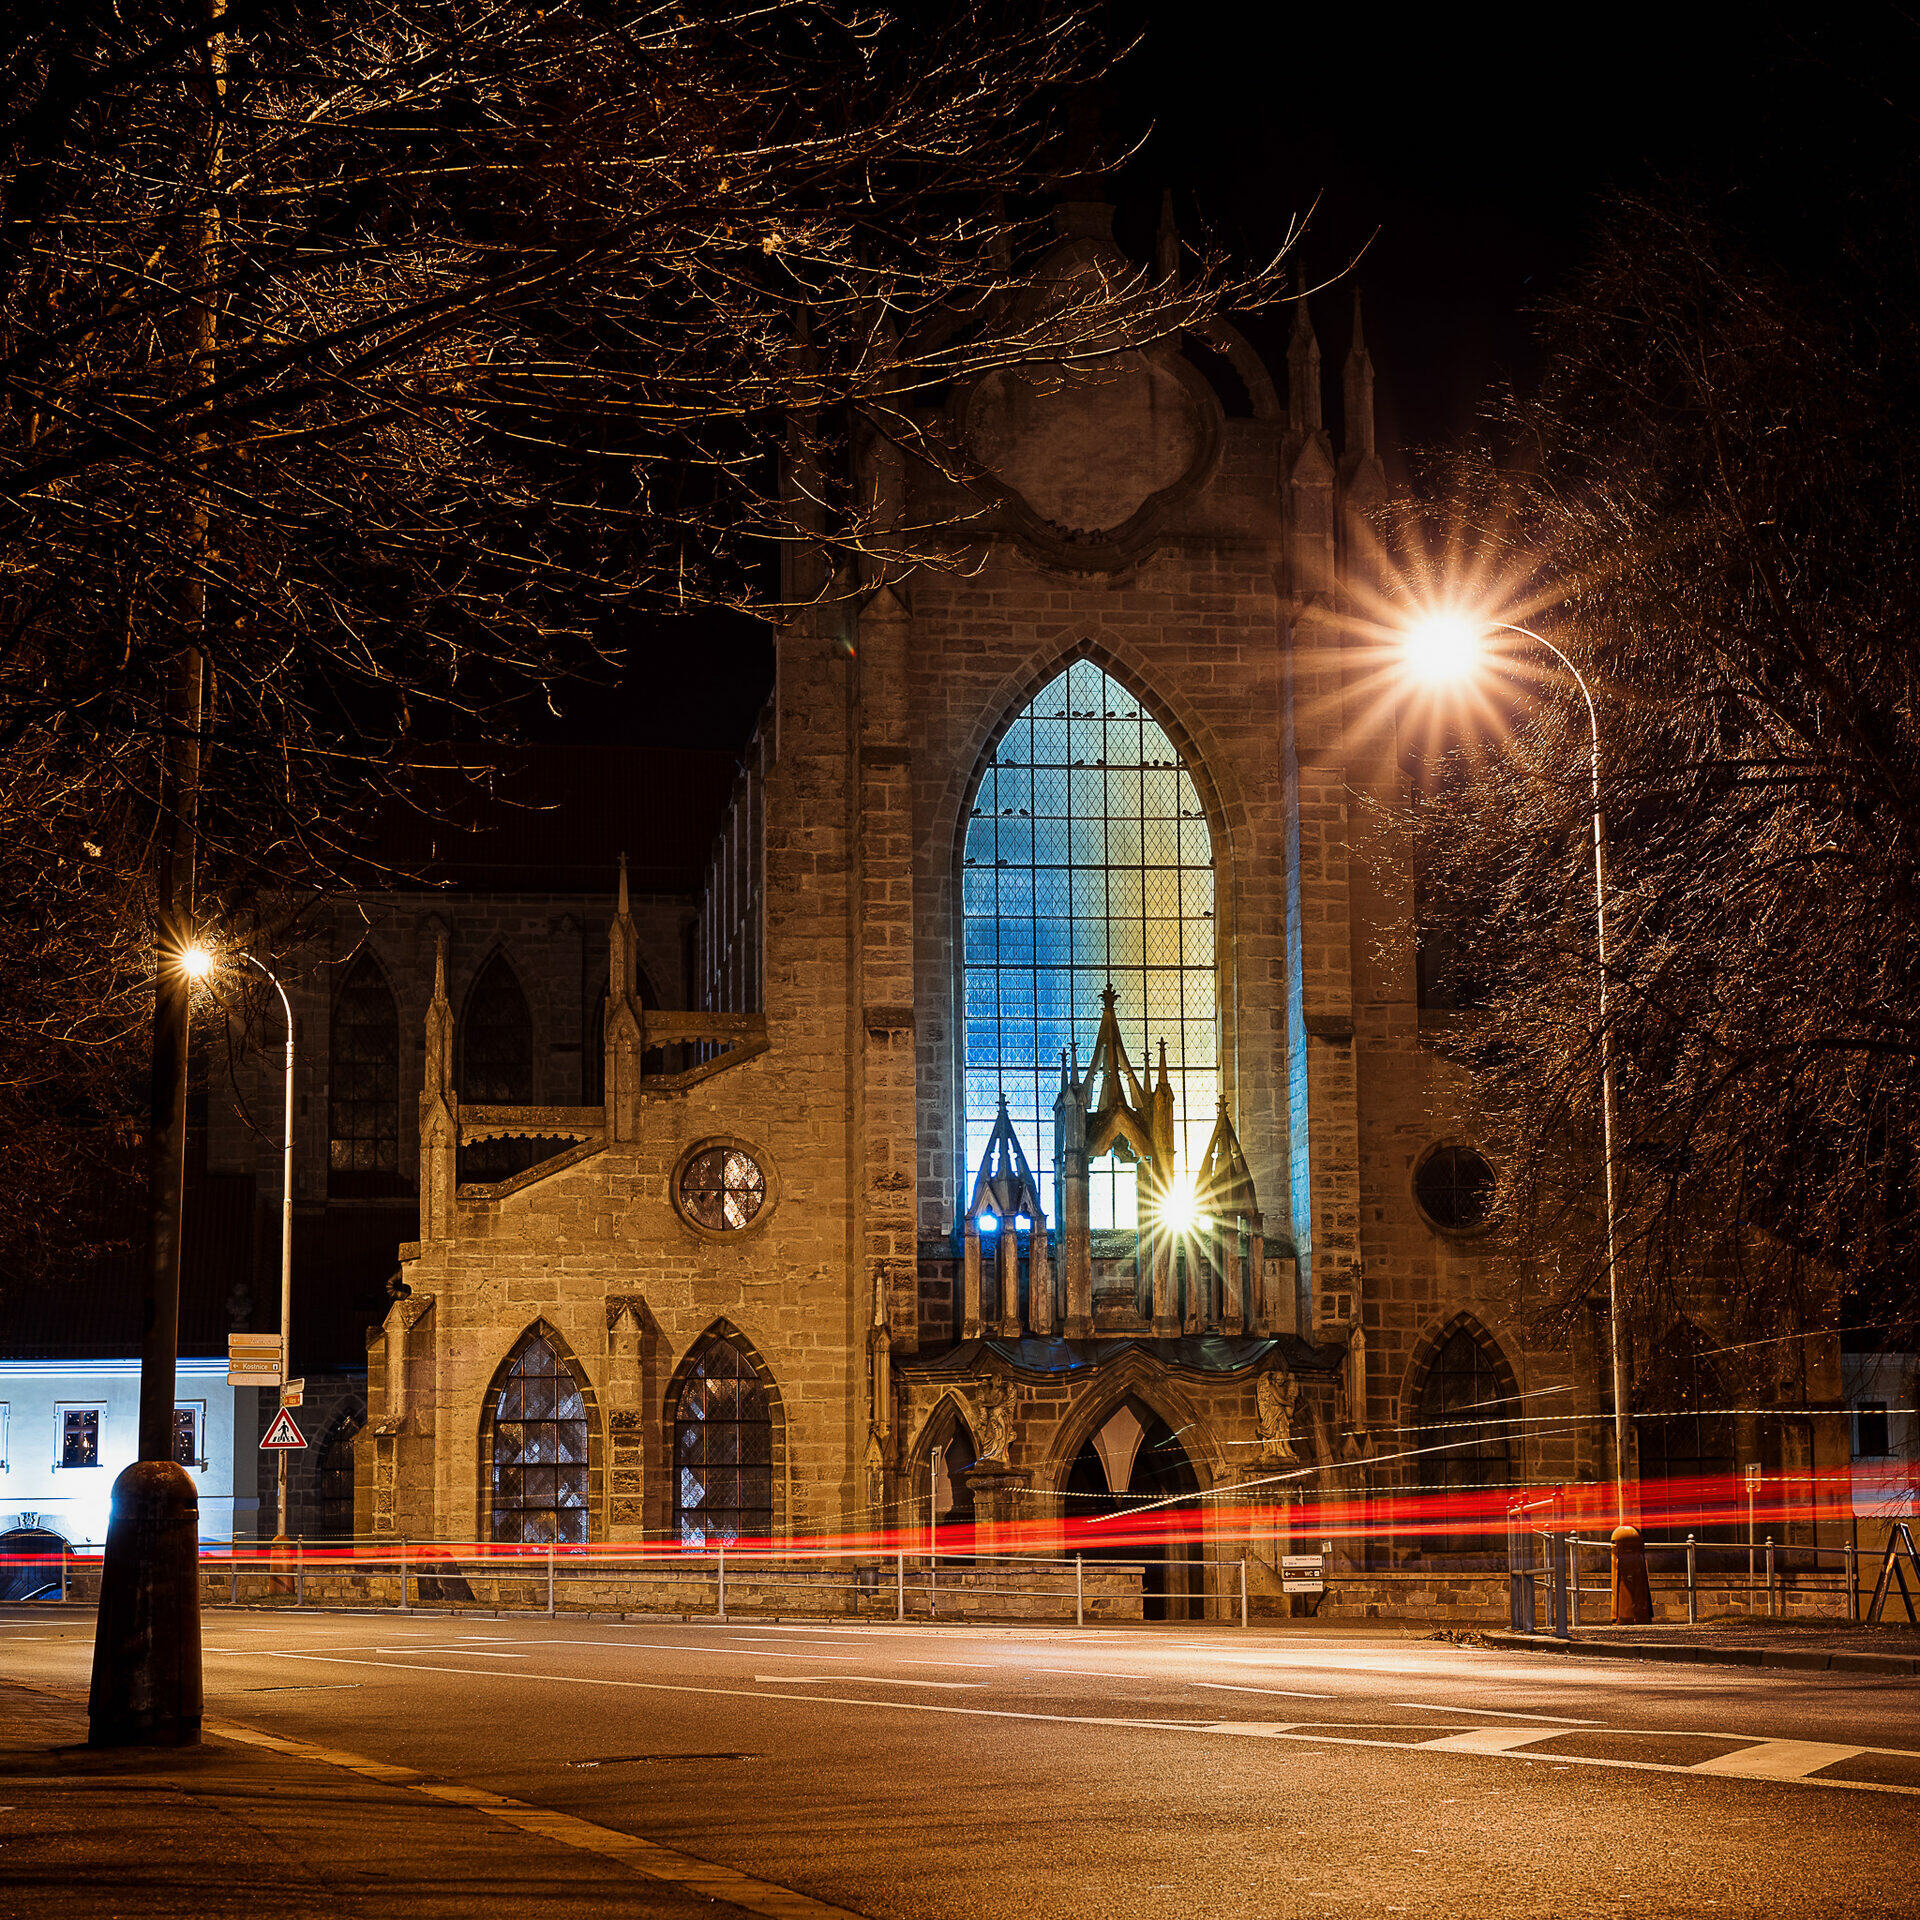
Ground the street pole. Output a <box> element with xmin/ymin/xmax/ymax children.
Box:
<box><xmin>241</xmin><ymin>954</ymin><xmax>297</xmax><ymax>1542</ymax></box>
<box><xmin>1402</xmin><ymin>615</ymin><xmax>1649</xmax><ymax>1623</ymax></box>
<box><xmin>1480</xmin><ymin>624</ymin><xmax>1633</xmax><ymax>1530</ymax></box>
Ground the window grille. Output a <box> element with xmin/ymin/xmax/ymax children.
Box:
<box><xmin>329</xmin><ymin>954</ymin><xmax>401</xmax><ymax>1196</ymax></box>
<box><xmin>488</xmin><ymin>1333</ymin><xmax>589</xmax><ymax>1544</ymax></box>
<box><xmin>673</xmin><ymin>1339</ymin><xmax>773</xmax><ymax>1545</ymax></box>
<box><xmin>961</xmin><ymin>660</ymin><xmax>1216</xmax><ymax>1227</ymax></box>
<box><xmin>679</xmin><ymin>1146</ymin><xmax>767</xmax><ymax>1231</ymax></box>
<box><xmin>61</xmin><ymin>1409</ymin><xmax>100</xmax><ymax>1468</ymax></box>
<box><xmin>1412</xmin><ymin>1144</ymin><xmax>1495</xmax><ymax>1232</ymax></box>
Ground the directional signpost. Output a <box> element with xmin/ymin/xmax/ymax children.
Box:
<box><xmin>227</xmin><ymin>1334</ymin><xmax>282</xmax><ymax>1389</ymax></box>
<box><xmin>260</xmin><ymin>1408</ymin><xmax>306</xmax><ymax>1452</ymax></box>
<box><xmin>1281</xmin><ymin>1553</ymin><xmax>1326</xmax><ymax>1594</ymax></box>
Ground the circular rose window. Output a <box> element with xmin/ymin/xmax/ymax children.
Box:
<box><xmin>1413</xmin><ymin>1143</ymin><xmax>1496</xmax><ymax>1234</ymax></box>
<box><xmin>678</xmin><ymin>1145</ymin><xmax>768</xmax><ymax>1232</ymax></box>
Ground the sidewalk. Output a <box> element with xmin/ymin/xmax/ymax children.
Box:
<box><xmin>1481</xmin><ymin>1617</ymin><xmax>1920</xmax><ymax>1674</ymax></box>
<box><xmin>0</xmin><ymin>1678</ymin><xmax>730</xmax><ymax>1919</ymax></box>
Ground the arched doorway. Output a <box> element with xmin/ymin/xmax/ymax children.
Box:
<box><xmin>1065</xmin><ymin>1399</ymin><xmax>1203</xmax><ymax>1620</ymax></box>
<box><xmin>1409</xmin><ymin>1315</ymin><xmax>1518</xmax><ymax>1563</ymax></box>
<box><xmin>915</xmin><ymin>1399</ymin><xmax>979</xmax><ymax>1557</ymax></box>
<box><xmin>311</xmin><ymin>1401</ymin><xmax>366</xmax><ymax>1539</ymax></box>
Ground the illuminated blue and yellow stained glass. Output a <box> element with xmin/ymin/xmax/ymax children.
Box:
<box><xmin>962</xmin><ymin>659</ymin><xmax>1217</xmax><ymax>1229</ymax></box>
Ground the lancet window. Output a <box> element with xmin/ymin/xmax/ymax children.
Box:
<box><xmin>672</xmin><ymin>1337</ymin><xmax>774</xmax><ymax>1546</ymax></box>
<box><xmin>487</xmin><ymin>1330</ymin><xmax>590</xmax><ymax>1545</ymax></box>
<box><xmin>329</xmin><ymin>955</ymin><xmax>402</xmax><ymax>1197</ymax></box>
<box><xmin>458</xmin><ymin>953</ymin><xmax>539</xmax><ymax>1182</ymax></box>
<box><xmin>961</xmin><ymin>659</ymin><xmax>1217</xmax><ymax>1227</ymax></box>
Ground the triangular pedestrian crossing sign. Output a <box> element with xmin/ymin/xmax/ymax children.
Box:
<box><xmin>261</xmin><ymin>1407</ymin><xmax>307</xmax><ymax>1451</ymax></box>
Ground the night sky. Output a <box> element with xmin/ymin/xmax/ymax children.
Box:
<box><xmin>569</xmin><ymin>4</ymin><xmax>1903</xmax><ymax>751</ymax></box>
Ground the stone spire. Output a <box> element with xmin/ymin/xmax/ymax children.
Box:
<box><xmin>423</xmin><ymin>931</ymin><xmax>453</xmax><ymax>1104</ymax></box>
<box><xmin>419</xmin><ymin>930</ymin><xmax>458</xmax><ymax>1239</ymax></box>
<box><xmin>1054</xmin><ymin>1043</ymin><xmax>1092</xmax><ymax>1340</ymax></box>
<box><xmin>1150</xmin><ymin>1038</ymin><xmax>1176</xmax><ymax>1171</ymax></box>
<box><xmin>1287</xmin><ymin>271</ymin><xmax>1322</xmax><ymax>437</ymax></box>
<box><xmin>1084</xmin><ymin>984</ymin><xmax>1153</xmax><ymax>1164</ymax></box>
<box><xmin>604</xmin><ymin>857</ymin><xmax>646</xmax><ymax>1140</ymax></box>
<box><xmin>1342</xmin><ymin>291</ymin><xmax>1376</xmax><ymax>462</ymax></box>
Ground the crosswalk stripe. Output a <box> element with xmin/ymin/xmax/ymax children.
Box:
<box><xmin>1689</xmin><ymin>1740</ymin><xmax>1865</xmax><ymax>1781</ymax></box>
<box><xmin>1418</xmin><ymin>1727</ymin><xmax>1565</xmax><ymax>1754</ymax></box>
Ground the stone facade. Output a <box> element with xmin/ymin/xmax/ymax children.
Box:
<box><xmin>193</xmin><ymin>204</ymin><xmax>1852</xmax><ymax>1601</ymax></box>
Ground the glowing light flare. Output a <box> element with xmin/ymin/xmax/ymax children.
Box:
<box><xmin>177</xmin><ymin>943</ymin><xmax>216</xmax><ymax>979</ymax></box>
<box><xmin>1152</xmin><ymin>1174</ymin><xmax>1211</xmax><ymax>1238</ymax></box>
<box><xmin>1402</xmin><ymin>612</ymin><xmax>1485</xmax><ymax>688</ymax></box>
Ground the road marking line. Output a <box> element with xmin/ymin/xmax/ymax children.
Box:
<box><xmin>1417</xmin><ymin>1727</ymin><xmax>1565</xmax><ymax>1754</ymax></box>
<box><xmin>366</xmin><ymin>1648</ymin><xmax>528</xmax><ymax>1658</ymax></box>
<box><xmin>197</xmin><ymin>1650</ymin><xmax>1920</xmax><ymax>1799</ymax></box>
<box><xmin>1203</xmin><ymin>1721</ymin><xmax>1302</xmax><ymax>1737</ymax></box>
<box><xmin>1391</xmin><ymin>1703</ymin><xmax>1601</xmax><ymax>1725</ymax></box>
<box><xmin>754</xmin><ymin>1675</ymin><xmax>985</xmax><ymax>1690</ymax></box>
<box><xmin>207</xmin><ymin>1718</ymin><xmax>867</xmax><ymax>1919</ymax></box>
<box><xmin>1689</xmin><ymin>1740</ymin><xmax>1866</xmax><ymax>1780</ymax></box>
<box><xmin>1195</xmin><ymin>1682</ymin><xmax>1336</xmax><ymax>1699</ymax></box>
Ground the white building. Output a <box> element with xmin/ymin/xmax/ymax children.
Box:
<box><xmin>0</xmin><ymin>1359</ymin><xmax>260</xmax><ymax>1546</ymax></box>
<box><xmin>1843</xmin><ymin>1350</ymin><xmax>1919</xmax><ymax>1549</ymax></box>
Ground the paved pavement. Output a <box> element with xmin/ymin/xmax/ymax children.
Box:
<box><xmin>5</xmin><ymin>1606</ymin><xmax>1920</xmax><ymax>1917</ymax></box>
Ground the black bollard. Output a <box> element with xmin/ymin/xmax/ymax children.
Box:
<box><xmin>88</xmin><ymin>1460</ymin><xmax>203</xmax><ymax>1747</ymax></box>
<box><xmin>1610</xmin><ymin>1522</ymin><xmax>1654</xmax><ymax>1626</ymax></box>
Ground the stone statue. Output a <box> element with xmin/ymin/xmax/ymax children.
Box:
<box><xmin>977</xmin><ymin>1379</ymin><xmax>1012</xmax><ymax>1462</ymax></box>
<box><xmin>1255</xmin><ymin>1365</ymin><xmax>1299</xmax><ymax>1465</ymax></box>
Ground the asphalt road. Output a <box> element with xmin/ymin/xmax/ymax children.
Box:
<box><xmin>6</xmin><ymin>1609</ymin><xmax>1920</xmax><ymax>1918</ymax></box>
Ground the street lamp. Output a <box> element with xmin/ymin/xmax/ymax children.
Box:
<box><xmin>182</xmin><ymin>943</ymin><xmax>297</xmax><ymax>1542</ymax></box>
<box><xmin>1399</xmin><ymin>617</ymin><xmax>1632</xmax><ymax>1536</ymax></box>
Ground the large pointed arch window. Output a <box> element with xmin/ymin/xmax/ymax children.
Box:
<box><xmin>962</xmin><ymin>659</ymin><xmax>1216</xmax><ymax>1227</ymax></box>
<box><xmin>458</xmin><ymin>953</ymin><xmax>538</xmax><ymax>1182</ymax></box>
<box><xmin>487</xmin><ymin>1330</ymin><xmax>590</xmax><ymax>1544</ymax></box>
<box><xmin>328</xmin><ymin>955</ymin><xmax>401</xmax><ymax>1197</ymax></box>
<box><xmin>672</xmin><ymin>1337</ymin><xmax>774</xmax><ymax>1546</ymax></box>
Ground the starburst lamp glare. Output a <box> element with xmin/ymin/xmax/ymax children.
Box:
<box><xmin>1403</xmin><ymin>613</ymin><xmax>1483</xmax><ymax>687</ymax></box>
<box><xmin>178</xmin><ymin>944</ymin><xmax>215</xmax><ymax>980</ymax></box>
<box><xmin>1159</xmin><ymin>1176</ymin><xmax>1201</xmax><ymax>1237</ymax></box>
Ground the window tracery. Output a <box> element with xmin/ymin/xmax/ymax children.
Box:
<box><xmin>459</xmin><ymin>953</ymin><xmax>538</xmax><ymax>1182</ymax></box>
<box><xmin>672</xmin><ymin>1337</ymin><xmax>773</xmax><ymax>1545</ymax></box>
<box><xmin>962</xmin><ymin>659</ymin><xmax>1216</xmax><ymax>1227</ymax></box>
<box><xmin>329</xmin><ymin>954</ymin><xmax>401</xmax><ymax>1196</ymax></box>
<box><xmin>487</xmin><ymin>1330</ymin><xmax>589</xmax><ymax>1544</ymax></box>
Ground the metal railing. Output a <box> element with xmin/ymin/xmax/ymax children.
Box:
<box><xmin>1506</xmin><ymin>1519</ymin><xmax>1888</xmax><ymax>1636</ymax></box>
<box><xmin>22</xmin><ymin>1540</ymin><xmax>1258</xmax><ymax>1629</ymax></box>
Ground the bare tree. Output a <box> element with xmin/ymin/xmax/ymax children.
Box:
<box><xmin>1409</xmin><ymin>180</ymin><xmax>1920</xmax><ymax>1367</ymax></box>
<box><xmin>0</xmin><ymin>0</ymin><xmax>1293</xmax><ymax>1286</ymax></box>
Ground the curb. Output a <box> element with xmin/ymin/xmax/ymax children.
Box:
<box><xmin>1480</xmin><ymin>1629</ymin><xmax>1920</xmax><ymax>1676</ymax></box>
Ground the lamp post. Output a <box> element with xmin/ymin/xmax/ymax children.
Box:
<box><xmin>182</xmin><ymin>945</ymin><xmax>296</xmax><ymax>1541</ymax></box>
<box><xmin>1401</xmin><ymin>617</ymin><xmax>1634</xmax><ymax>1537</ymax></box>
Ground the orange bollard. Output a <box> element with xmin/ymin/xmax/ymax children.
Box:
<box><xmin>1611</xmin><ymin>1523</ymin><xmax>1654</xmax><ymax>1625</ymax></box>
